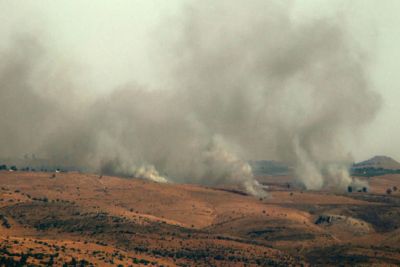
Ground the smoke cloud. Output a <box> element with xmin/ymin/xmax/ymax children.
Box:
<box><xmin>0</xmin><ymin>1</ymin><xmax>380</xmax><ymax>195</ymax></box>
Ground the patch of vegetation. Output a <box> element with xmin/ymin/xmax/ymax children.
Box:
<box><xmin>0</xmin><ymin>213</ymin><xmax>11</xmax><ymax>228</ymax></box>
<box><xmin>351</xmin><ymin>167</ymin><xmax>400</xmax><ymax>177</ymax></box>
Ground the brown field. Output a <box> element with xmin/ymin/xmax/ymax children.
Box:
<box><xmin>0</xmin><ymin>171</ymin><xmax>399</xmax><ymax>266</ymax></box>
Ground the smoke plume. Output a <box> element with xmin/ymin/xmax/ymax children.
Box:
<box><xmin>0</xmin><ymin>1</ymin><xmax>380</xmax><ymax>195</ymax></box>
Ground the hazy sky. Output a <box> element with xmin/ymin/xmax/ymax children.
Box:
<box><xmin>1</xmin><ymin>0</ymin><xmax>399</xmax><ymax>161</ymax></box>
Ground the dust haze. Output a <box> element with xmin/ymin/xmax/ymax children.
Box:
<box><xmin>0</xmin><ymin>1</ymin><xmax>380</xmax><ymax>195</ymax></box>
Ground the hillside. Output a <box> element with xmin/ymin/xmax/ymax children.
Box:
<box><xmin>354</xmin><ymin>155</ymin><xmax>400</xmax><ymax>170</ymax></box>
<box><xmin>0</xmin><ymin>171</ymin><xmax>399</xmax><ymax>266</ymax></box>
<box><xmin>352</xmin><ymin>156</ymin><xmax>400</xmax><ymax>177</ymax></box>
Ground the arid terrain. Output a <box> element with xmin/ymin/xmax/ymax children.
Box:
<box><xmin>0</xmin><ymin>170</ymin><xmax>399</xmax><ymax>266</ymax></box>
<box><xmin>1</xmin><ymin>0</ymin><xmax>399</xmax><ymax>266</ymax></box>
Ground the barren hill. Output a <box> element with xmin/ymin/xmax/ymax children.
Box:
<box><xmin>354</xmin><ymin>155</ymin><xmax>400</xmax><ymax>170</ymax></box>
<box><xmin>0</xmin><ymin>171</ymin><xmax>399</xmax><ymax>266</ymax></box>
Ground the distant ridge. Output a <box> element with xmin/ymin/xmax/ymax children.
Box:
<box><xmin>353</xmin><ymin>155</ymin><xmax>400</xmax><ymax>170</ymax></box>
<box><xmin>248</xmin><ymin>160</ymin><xmax>290</xmax><ymax>176</ymax></box>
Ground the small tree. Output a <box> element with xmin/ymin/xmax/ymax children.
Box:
<box><xmin>347</xmin><ymin>186</ymin><xmax>353</xmax><ymax>193</ymax></box>
<box><xmin>362</xmin><ymin>187</ymin><xmax>368</xmax><ymax>193</ymax></box>
<box><xmin>386</xmin><ymin>188</ymin><xmax>392</xmax><ymax>195</ymax></box>
<box><xmin>10</xmin><ymin>166</ymin><xmax>17</xmax><ymax>171</ymax></box>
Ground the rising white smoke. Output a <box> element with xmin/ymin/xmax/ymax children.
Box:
<box><xmin>0</xmin><ymin>1</ymin><xmax>381</xmax><ymax>195</ymax></box>
<box><xmin>133</xmin><ymin>165</ymin><xmax>168</xmax><ymax>184</ymax></box>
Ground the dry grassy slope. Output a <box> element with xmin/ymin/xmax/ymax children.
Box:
<box><xmin>0</xmin><ymin>171</ymin><xmax>374</xmax><ymax>226</ymax></box>
<box><xmin>369</xmin><ymin>174</ymin><xmax>400</xmax><ymax>194</ymax></box>
<box><xmin>0</xmin><ymin>236</ymin><xmax>173</xmax><ymax>267</ymax></box>
<box><xmin>0</xmin><ymin>171</ymin><xmax>299</xmax><ymax>266</ymax></box>
<box><xmin>3</xmin><ymin>171</ymin><xmax>262</xmax><ymax>228</ymax></box>
<box><xmin>0</xmin><ymin>171</ymin><xmax>399</xmax><ymax>266</ymax></box>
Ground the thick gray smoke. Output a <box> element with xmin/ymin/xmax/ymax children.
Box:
<box><xmin>0</xmin><ymin>1</ymin><xmax>380</xmax><ymax>195</ymax></box>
